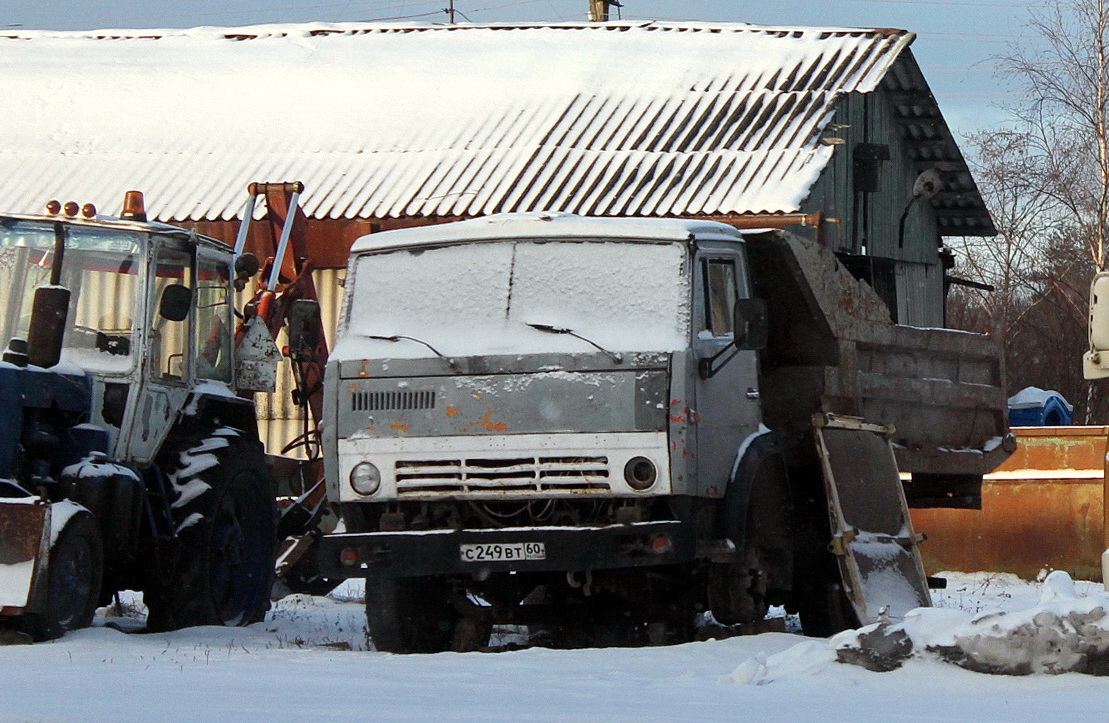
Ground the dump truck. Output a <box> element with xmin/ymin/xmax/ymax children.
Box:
<box><xmin>0</xmin><ymin>188</ymin><xmax>324</xmax><ymax>640</ymax></box>
<box><xmin>317</xmin><ymin>213</ymin><xmax>1013</xmax><ymax>651</ymax></box>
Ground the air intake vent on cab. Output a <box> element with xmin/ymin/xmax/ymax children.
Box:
<box><xmin>351</xmin><ymin>389</ymin><xmax>436</xmax><ymax>412</ymax></box>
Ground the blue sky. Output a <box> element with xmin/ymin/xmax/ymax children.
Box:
<box><xmin>3</xmin><ymin>0</ymin><xmax>1036</xmax><ymax>136</ymax></box>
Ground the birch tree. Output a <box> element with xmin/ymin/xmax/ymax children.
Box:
<box><xmin>1002</xmin><ymin>0</ymin><xmax>1109</xmax><ymax>270</ymax></box>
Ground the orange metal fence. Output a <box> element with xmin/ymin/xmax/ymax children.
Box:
<box><xmin>911</xmin><ymin>426</ymin><xmax>1108</xmax><ymax>581</ymax></box>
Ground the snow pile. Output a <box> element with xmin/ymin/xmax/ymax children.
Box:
<box><xmin>833</xmin><ymin>571</ymin><xmax>1109</xmax><ymax>675</ymax></box>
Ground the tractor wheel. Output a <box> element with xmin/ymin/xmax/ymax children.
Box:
<box><xmin>365</xmin><ymin>576</ymin><xmax>459</xmax><ymax>653</ymax></box>
<box><xmin>23</xmin><ymin>508</ymin><xmax>103</xmax><ymax>641</ymax></box>
<box><xmin>147</xmin><ymin>428</ymin><xmax>276</xmax><ymax>631</ymax></box>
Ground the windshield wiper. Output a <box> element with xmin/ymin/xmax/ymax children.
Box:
<box><xmin>527</xmin><ymin>323</ymin><xmax>623</xmax><ymax>363</ymax></box>
<box><xmin>366</xmin><ymin>334</ymin><xmax>459</xmax><ymax>371</ymax></box>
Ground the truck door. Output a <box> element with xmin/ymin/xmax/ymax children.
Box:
<box><xmin>692</xmin><ymin>244</ymin><xmax>762</xmax><ymax>496</ymax></box>
<box><xmin>121</xmin><ymin>240</ymin><xmax>194</xmax><ymax>464</ymax></box>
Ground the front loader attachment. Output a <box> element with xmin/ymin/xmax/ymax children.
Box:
<box><xmin>0</xmin><ymin>498</ymin><xmax>49</xmax><ymax>618</ymax></box>
<box><xmin>813</xmin><ymin>414</ymin><xmax>931</xmax><ymax>625</ymax></box>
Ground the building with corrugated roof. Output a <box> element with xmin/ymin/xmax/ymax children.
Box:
<box><xmin>0</xmin><ymin>20</ymin><xmax>992</xmax><ymax>329</ymax></box>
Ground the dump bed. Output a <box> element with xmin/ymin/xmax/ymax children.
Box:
<box><xmin>746</xmin><ymin>231</ymin><xmax>1013</xmax><ymax>508</ymax></box>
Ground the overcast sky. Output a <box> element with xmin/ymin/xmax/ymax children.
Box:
<box><xmin>3</xmin><ymin>0</ymin><xmax>1037</xmax><ymax>136</ymax></box>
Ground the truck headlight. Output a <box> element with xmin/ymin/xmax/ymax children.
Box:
<box><xmin>350</xmin><ymin>462</ymin><xmax>382</xmax><ymax>496</ymax></box>
<box><xmin>624</xmin><ymin>457</ymin><xmax>657</xmax><ymax>491</ymax></box>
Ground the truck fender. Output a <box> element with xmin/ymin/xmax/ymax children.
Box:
<box><xmin>716</xmin><ymin>429</ymin><xmax>790</xmax><ymax>548</ymax></box>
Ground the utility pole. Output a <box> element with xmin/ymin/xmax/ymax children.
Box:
<box><xmin>588</xmin><ymin>0</ymin><xmax>621</xmax><ymax>22</ymax></box>
<box><xmin>447</xmin><ymin>0</ymin><xmax>456</xmax><ymax>23</ymax></box>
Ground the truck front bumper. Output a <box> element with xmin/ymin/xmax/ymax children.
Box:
<box><xmin>317</xmin><ymin>520</ymin><xmax>696</xmax><ymax>579</ymax></box>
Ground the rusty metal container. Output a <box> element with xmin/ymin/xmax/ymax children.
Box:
<box><xmin>911</xmin><ymin>426</ymin><xmax>1107</xmax><ymax>581</ymax></box>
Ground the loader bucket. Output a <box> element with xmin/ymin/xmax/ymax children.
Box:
<box><xmin>0</xmin><ymin>499</ymin><xmax>49</xmax><ymax>616</ymax></box>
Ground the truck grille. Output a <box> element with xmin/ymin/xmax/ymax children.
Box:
<box><xmin>394</xmin><ymin>455</ymin><xmax>611</xmax><ymax>495</ymax></box>
<box><xmin>351</xmin><ymin>389</ymin><xmax>436</xmax><ymax>412</ymax></box>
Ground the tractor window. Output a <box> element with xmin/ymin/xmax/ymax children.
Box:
<box><xmin>194</xmin><ymin>255</ymin><xmax>232</xmax><ymax>383</ymax></box>
<box><xmin>0</xmin><ymin>220</ymin><xmax>141</xmax><ymax>374</ymax></box>
<box><xmin>703</xmin><ymin>258</ymin><xmax>737</xmax><ymax>338</ymax></box>
<box><xmin>150</xmin><ymin>246</ymin><xmax>192</xmax><ymax>381</ymax></box>
<box><xmin>65</xmin><ymin>249</ymin><xmax>140</xmax><ymax>370</ymax></box>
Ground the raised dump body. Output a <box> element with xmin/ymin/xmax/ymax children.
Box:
<box><xmin>747</xmin><ymin>231</ymin><xmax>1012</xmax><ymax>507</ymax></box>
<box><xmin>316</xmin><ymin>213</ymin><xmax>1012</xmax><ymax>651</ymax></box>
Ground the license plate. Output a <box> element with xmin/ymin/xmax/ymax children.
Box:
<box><xmin>459</xmin><ymin>541</ymin><xmax>546</xmax><ymax>563</ymax></box>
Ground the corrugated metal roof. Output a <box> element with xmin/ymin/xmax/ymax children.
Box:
<box><xmin>0</xmin><ymin>21</ymin><xmax>988</xmax><ymax>233</ymax></box>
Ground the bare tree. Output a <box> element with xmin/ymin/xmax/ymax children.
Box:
<box><xmin>1002</xmin><ymin>0</ymin><xmax>1109</xmax><ymax>270</ymax></box>
<box><xmin>947</xmin><ymin>0</ymin><xmax>1109</xmax><ymax>421</ymax></box>
<box><xmin>949</xmin><ymin>130</ymin><xmax>1052</xmax><ymax>339</ymax></box>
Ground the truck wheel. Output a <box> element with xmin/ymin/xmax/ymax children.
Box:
<box><xmin>708</xmin><ymin>547</ymin><xmax>767</xmax><ymax>626</ymax></box>
<box><xmin>796</xmin><ymin>563</ymin><xmax>860</xmax><ymax>638</ymax></box>
<box><xmin>709</xmin><ymin>456</ymin><xmax>790</xmax><ymax>627</ymax></box>
<box><xmin>365</xmin><ymin>576</ymin><xmax>458</xmax><ymax>653</ymax></box>
<box><xmin>23</xmin><ymin>510</ymin><xmax>103</xmax><ymax>641</ymax></box>
<box><xmin>147</xmin><ymin>430</ymin><xmax>276</xmax><ymax>631</ymax></box>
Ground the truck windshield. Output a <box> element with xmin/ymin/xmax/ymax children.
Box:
<box><xmin>0</xmin><ymin>219</ymin><xmax>143</xmax><ymax>374</ymax></box>
<box><xmin>346</xmin><ymin>239</ymin><xmax>689</xmax><ymax>357</ymax></box>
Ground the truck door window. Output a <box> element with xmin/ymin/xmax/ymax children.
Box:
<box><xmin>149</xmin><ymin>246</ymin><xmax>192</xmax><ymax>381</ymax></box>
<box><xmin>194</xmin><ymin>255</ymin><xmax>232</xmax><ymax>383</ymax></box>
<box><xmin>703</xmin><ymin>258</ymin><xmax>737</xmax><ymax>337</ymax></box>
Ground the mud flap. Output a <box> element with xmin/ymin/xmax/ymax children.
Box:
<box><xmin>0</xmin><ymin>499</ymin><xmax>50</xmax><ymax>616</ymax></box>
<box><xmin>813</xmin><ymin>414</ymin><xmax>931</xmax><ymax>625</ymax></box>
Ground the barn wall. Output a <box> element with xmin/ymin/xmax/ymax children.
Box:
<box><xmin>805</xmin><ymin>88</ymin><xmax>945</xmax><ymax>327</ymax></box>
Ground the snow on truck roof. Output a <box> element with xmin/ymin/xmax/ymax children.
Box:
<box><xmin>0</xmin><ymin>21</ymin><xmax>985</xmax><ymax>230</ymax></box>
<box><xmin>349</xmin><ymin>213</ymin><xmax>744</xmax><ymax>253</ymax></box>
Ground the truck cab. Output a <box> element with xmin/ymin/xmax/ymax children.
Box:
<box><xmin>319</xmin><ymin>212</ymin><xmax>1011</xmax><ymax>652</ymax></box>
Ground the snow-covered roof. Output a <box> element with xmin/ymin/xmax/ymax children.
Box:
<box><xmin>0</xmin><ymin>21</ymin><xmax>987</xmax><ymax>233</ymax></box>
<box><xmin>350</xmin><ymin>211</ymin><xmax>743</xmax><ymax>254</ymax></box>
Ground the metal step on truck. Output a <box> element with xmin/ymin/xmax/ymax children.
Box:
<box><xmin>316</xmin><ymin>212</ymin><xmax>1014</xmax><ymax>652</ymax></box>
<box><xmin>0</xmin><ymin>186</ymin><xmax>329</xmax><ymax>641</ymax></box>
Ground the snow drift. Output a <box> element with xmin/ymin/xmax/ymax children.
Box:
<box><xmin>834</xmin><ymin>571</ymin><xmax>1109</xmax><ymax>675</ymax></box>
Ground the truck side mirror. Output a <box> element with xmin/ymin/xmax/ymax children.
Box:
<box><xmin>734</xmin><ymin>298</ymin><xmax>768</xmax><ymax>350</ymax></box>
<box><xmin>288</xmin><ymin>298</ymin><xmax>322</xmax><ymax>355</ymax></box>
<box><xmin>1085</xmin><ymin>272</ymin><xmax>1109</xmax><ymax>378</ymax></box>
<box><xmin>159</xmin><ymin>284</ymin><xmax>192</xmax><ymax>322</ymax></box>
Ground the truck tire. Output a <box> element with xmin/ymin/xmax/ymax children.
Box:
<box><xmin>365</xmin><ymin>576</ymin><xmax>458</xmax><ymax>653</ymax></box>
<box><xmin>147</xmin><ymin>429</ymin><xmax>276</xmax><ymax>631</ymax></box>
<box><xmin>708</xmin><ymin>547</ymin><xmax>767</xmax><ymax>626</ymax></box>
<box><xmin>796</xmin><ymin>559</ymin><xmax>860</xmax><ymax>638</ymax></box>
<box><xmin>709</xmin><ymin>454</ymin><xmax>791</xmax><ymax>627</ymax></box>
<box><xmin>23</xmin><ymin>509</ymin><xmax>104</xmax><ymax>641</ymax></box>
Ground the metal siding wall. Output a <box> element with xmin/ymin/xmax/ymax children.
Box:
<box><xmin>254</xmin><ymin>267</ymin><xmax>346</xmax><ymax>457</ymax></box>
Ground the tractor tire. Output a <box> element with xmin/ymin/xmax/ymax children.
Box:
<box><xmin>23</xmin><ymin>508</ymin><xmax>104</xmax><ymax>641</ymax></box>
<box><xmin>147</xmin><ymin>428</ymin><xmax>276</xmax><ymax>631</ymax></box>
<box><xmin>365</xmin><ymin>576</ymin><xmax>459</xmax><ymax>653</ymax></box>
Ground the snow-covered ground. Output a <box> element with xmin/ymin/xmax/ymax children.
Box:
<box><xmin>3</xmin><ymin>573</ymin><xmax>1109</xmax><ymax>721</ymax></box>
